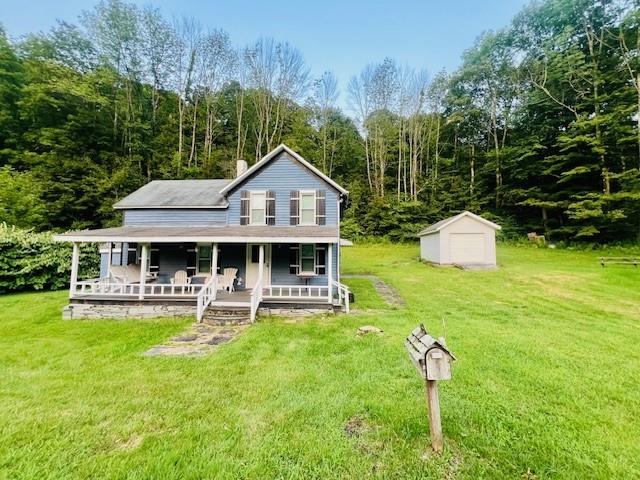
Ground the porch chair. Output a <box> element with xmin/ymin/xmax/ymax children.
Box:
<box><xmin>171</xmin><ymin>270</ymin><xmax>190</xmax><ymax>285</ymax></box>
<box><xmin>109</xmin><ymin>264</ymin><xmax>142</xmax><ymax>284</ymax></box>
<box><xmin>217</xmin><ymin>267</ymin><xmax>238</xmax><ymax>293</ymax></box>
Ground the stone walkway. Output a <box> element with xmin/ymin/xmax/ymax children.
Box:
<box><xmin>143</xmin><ymin>323</ymin><xmax>247</xmax><ymax>357</ymax></box>
<box><xmin>342</xmin><ymin>274</ymin><xmax>405</xmax><ymax>307</ymax></box>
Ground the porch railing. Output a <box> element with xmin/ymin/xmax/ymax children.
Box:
<box><xmin>196</xmin><ymin>275</ymin><xmax>218</xmax><ymax>322</ymax></box>
<box><xmin>333</xmin><ymin>280</ymin><xmax>351</xmax><ymax>314</ymax></box>
<box><xmin>72</xmin><ymin>278</ymin><xmax>205</xmax><ymax>298</ymax></box>
<box><xmin>263</xmin><ymin>285</ymin><xmax>330</xmax><ymax>300</ymax></box>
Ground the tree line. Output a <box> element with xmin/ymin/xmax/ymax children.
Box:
<box><xmin>0</xmin><ymin>0</ymin><xmax>638</xmax><ymax>242</ymax></box>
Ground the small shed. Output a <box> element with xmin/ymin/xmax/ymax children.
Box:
<box><xmin>418</xmin><ymin>211</ymin><xmax>501</xmax><ymax>266</ymax></box>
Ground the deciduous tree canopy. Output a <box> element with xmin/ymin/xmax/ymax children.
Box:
<box><xmin>0</xmin><ymin>0</ymin><xmax>638</xmax><ymax>242</ymax></box>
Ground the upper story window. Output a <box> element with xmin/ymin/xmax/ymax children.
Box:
<box><xmin>240</xmin><ymin>190</ymin><xmax>275</xmax><ymax>226</ymax></box>
<box><xmin>290</xmin><ymin>190</ymin><xmax>326</xmax><ymax>226</ymax></box>
<box><xmin>250</xmin><ymin>192</ymin><xmax>266</xmax><ymax>225</ymax></box>
<box><xmin>299</xmin><ymin>191</ymin><xmax>316</xmax><ymax>225</ymax></box>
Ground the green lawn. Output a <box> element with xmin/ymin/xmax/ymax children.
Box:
<box><xmin>1</xmin><ymin>244</ymin><xmax>639</xmax><ymax>479</ymax></box>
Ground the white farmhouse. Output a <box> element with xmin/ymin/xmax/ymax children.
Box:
<box><xmin>418</xmin><ymin>211</ymin><xmax>501</xmax><ymax>267</ymax></box>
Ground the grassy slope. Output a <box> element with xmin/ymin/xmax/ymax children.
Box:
<box><xmin>0</xmin><ymin>244</ymin><xmax>639</xmax><ymax>479</ymax></box>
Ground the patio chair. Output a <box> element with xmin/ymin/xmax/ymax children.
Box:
<box><xmin>171</xmin><ymin>270</ymin><xmax>190</xmax><ymax>285</ymax></box>
<box><xmin>218</xmin><ymin>267</ymin><xmax>238</xmax><ymax>293</ymax></box>
<box><xmin>109</xmin><ymin>264</ymin><xmax>142</xmax><ymax>284</ymax></box>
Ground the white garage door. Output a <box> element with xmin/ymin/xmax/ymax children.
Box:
<box><xmin>450</xmin><ymin>233</ymin><xmax>485</xmax><ymax>264</ymax></box>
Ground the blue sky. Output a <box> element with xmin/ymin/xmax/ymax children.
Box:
<box><xmin>2</xmin><ymin>0</ymin><xmax>529</xmax><ymax>107</ymax></box>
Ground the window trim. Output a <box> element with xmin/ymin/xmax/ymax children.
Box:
<box><xmin>299</xmin><ymin>244</ymin><xmax>315</xmax><ymax>274</ymax></box>
<box><xmin>249</xmin><ymin>190</ymin><xmax>267</xmax><ymax>226</ymax></box>
<box><xmin>290</xmin><ymin>244</ymin><xmax>326</xmax><ymax>276</ymax></box>
<box><xmin>298</xmin><ymin>190</ymin><xmax>316</xmax><ymax>226</ymax></box>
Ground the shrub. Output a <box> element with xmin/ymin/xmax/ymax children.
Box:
<box><xmin>0</xmin><ymin>224</ymin><xmax>99</xmax><ymax>293</ymax></box>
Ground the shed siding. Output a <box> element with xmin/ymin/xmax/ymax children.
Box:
<box><xmin>123</xmin><ymin>209</ymin><xmax>227</xmax><ymax>226</ymax></box>
<box><xmin>439</xmin><ymin>216</ymin><xmax>496</xmax><ymax>265</ymax></box>
<box><xmin>420</xmin><ymin>234</ymin><xmax>440</xmax><ymax>263</ymax></box>
<box><xmin>227</xmin><ymin>152</ymin><xmax>339</xmax><ymax>226</ymax></box>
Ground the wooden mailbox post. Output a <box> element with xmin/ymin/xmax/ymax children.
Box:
<box><xmin>405</xmin><ymin>324</ymin><xmax>456</xmax><ymax>454</ymax></box>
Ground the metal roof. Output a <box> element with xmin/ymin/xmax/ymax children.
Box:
<box><xmin>113</xmin><ymin>179</ymin><xmax>231</xmax><ymax>209</ymax></box>
<box><xmin>417</xmin><ymin>211</ymin><xmax>502</xmax><ymax>236</ymax></box>
<box><xmin>54</xmin><ymin>225</ymin><xmax>340</xmax><ymax>243</ymax></box>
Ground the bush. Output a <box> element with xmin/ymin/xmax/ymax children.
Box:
<box><xmin>0</xmin><ymin>224</ymin><xmax>99</xmax><ymax>293</ymax></box>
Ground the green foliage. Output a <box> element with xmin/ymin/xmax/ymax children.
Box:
<box><xmin>0</xmin><ymin>224</ymin><xmax>99</xmax><ymax>293</ymax></box>
<box><xmin>0</xmin><ymin>166</ymin><xmax>45</xmax><ymax>228</ymax></box>
<box><xmin>0</xmin><ymin>0</ymin><xmax>639</xmax><ymax>243</ymax></box>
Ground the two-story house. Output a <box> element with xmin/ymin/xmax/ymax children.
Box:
<box><xmin>55</xmin><ymin>144</ymin><xmax>350</xmax><ymax>322</ymax></box>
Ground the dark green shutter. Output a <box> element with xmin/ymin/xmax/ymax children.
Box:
<box><xmin>240</xmin><ymin>191</ymin><xmax>250</xmax><ymax>225</ymax></box>
<box><xmin>290</xmin><ymin>191</ymin><xmax>299</xmax><ymax>225</ymax></box>
<box><xmin>316</xmin><ymin>190</ymin><xmax>326</xmax><ymax>225</ymax></box>
<box><xmin>266</xmin><ymin>190</ymin><xmax>276</xmax><ymax>225</ymax></box>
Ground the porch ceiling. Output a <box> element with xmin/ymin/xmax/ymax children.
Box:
<box><xmin>54</xmin><ymin>225</ymin><xmax>340</xmax><ymax>243</ymax></box>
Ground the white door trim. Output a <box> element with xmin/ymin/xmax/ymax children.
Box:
<box><xmin>246</xmin><ymin>244</ymin><xmax>271</xmax><ymax>288</ymax></box>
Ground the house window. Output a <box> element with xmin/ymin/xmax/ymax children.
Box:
<box><xmin>197</xmin><ymin>245</ymin><xmax>212</xmax><ymax>274</ymax></box>
<box><xmin>300</xmin><ymin>244</ymin><xmax>315</xmax><ymax>273</ymax></box>
<box><xmin>250</xmin><ymin>192</ymin><xmax>266</xmax><ymax>225</ymax></box>
<box><xmin>300</xmin><ymin>191</ymin><xmax>316</xmax><ymax>225</ymax></box>
<box><xmin>289</xmin><ymin>244</ymin><xmax>326</xmax><ymax>275</ymax></box>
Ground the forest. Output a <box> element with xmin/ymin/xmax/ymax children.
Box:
<box><xmin>0</xmin><ymin>0</ymin><xmax>639</xmax><ymax>242</ymax></box>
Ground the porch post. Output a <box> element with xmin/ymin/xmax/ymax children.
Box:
<box><xmin>139</xmin><ymin>243</ymin><xmax>149</xmax><ymax>300</ymax></box>
<box><xmin>258</xmin><ymin>244</ymin><xmax>265</xmax><ymax>281</ymax></box>
<box><xmin>212</xmin><ymin>243</ymin><xmax>218</xmax><ymax>278</ymax></box>
<box><xmin>70</xmin><ymin>242</ymin><xmax>80</xmax><ymax>298</ymax></box>
<box><xmin>327</xmin><ymin>243</ymin><xmax>333</xmax><ymax>304</ymax></box>
<box><xmin>106</xmin><ymin>242</ymin><xmax>112</xmax><ymax>279</ymax></box>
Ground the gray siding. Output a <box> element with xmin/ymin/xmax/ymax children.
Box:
<box><xmin>100</xmin><ymin>253</ymin><xmax>109</xmax><ymax>277</ymax></box>
<box><xmin>123</xmin><ymin>209</ymin><xmax>227</xmax><ymax>226</ymax></box>
<box><xmin>270</xmin><ymin>242</ymin><xmax>338</xmax><ymax>289</ymax></box>
<box><xmin>157</xmin><ymin>244</ymin><xmax>189</xmax><ymax>278</ymax></box>
<box><xmin>218</xmin><ymin>244</ymin><xmax>246</xmax><ymax>290</ymax></box>
<box><xmin>227</xmin><ymin>152</ymin><xmax>339</xmax><ymax>226</ymax></box>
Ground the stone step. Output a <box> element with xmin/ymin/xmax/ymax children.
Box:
<box><xmin>202</xmin><ymin>306</ymin><xmax>251</xmax><ymax>326</ymax></box>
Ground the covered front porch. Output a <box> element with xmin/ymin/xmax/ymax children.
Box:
<box><xmin>57</xmin><ymin>227</ymin><xmax>350</xmax><ymax>321</ymax></box>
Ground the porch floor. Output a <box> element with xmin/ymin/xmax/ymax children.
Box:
<box><xmin>211</xmin><ymin>290</ymin><xmax>251</xmax><ymax>307</ymax></box>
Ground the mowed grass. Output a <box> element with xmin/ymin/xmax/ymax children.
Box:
<box><xmin>1</xmin><ymin>244</ymin><xmax>639</xmax><ymax>479</ymax></box>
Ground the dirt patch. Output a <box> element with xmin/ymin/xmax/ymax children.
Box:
<box><xmin>115</xmin><ymin>434</ymin><xmax>143</xmax><ymax>451</ymax></box>
<box><xmin>342</xmin><ymin>274</ymin><xmax>405</xmax><ymax>307</ymax></box>
<box><xmin>344</xmin><ymin>415</ymin><xmax>373</xmax><ymax>438</ymax></box>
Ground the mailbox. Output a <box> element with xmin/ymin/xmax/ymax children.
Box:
<box><xmin>405</xmin><ymin>324</ymin><xmax>456</xmax><ymax>381</ymax></box>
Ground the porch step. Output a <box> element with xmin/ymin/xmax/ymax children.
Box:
<box><xmin>202</xmin><ymin>306</ymin><xmax>251</xmax><ymax>325</ymax></box>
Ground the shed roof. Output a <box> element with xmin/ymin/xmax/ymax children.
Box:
<box><xmin>113</xmin><ymin>179</ymin><xmax>231</xmax><ymax>209</ymax></box>
<box><xmin>54</xmin><ymin>225</ymin><xmax>339</xmax><ymax>243</ymax></box>
<box><xmin>417</xmin><ymin>211</ymin><xmax>501</xmax><ymax>236</ymax></box>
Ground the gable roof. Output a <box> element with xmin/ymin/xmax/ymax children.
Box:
<box><xmin>220</xmin><ymin>144</ymin><xmax>348</xmax><ymax>196</ymax></box>
<box><xmin>113</xmin><ymin>179</ymin><xmax>231</xmax><ymax>209</ymax></box>
<box><xmin>417</xmin><ymin>211</ymin><xmax>501</xmax><ymax>236</ymax></box>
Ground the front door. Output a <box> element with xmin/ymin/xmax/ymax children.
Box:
<box><xmin>245</xmin><ymin>244</ymin><xmax>271</xmax><ymax>289</ymax></box>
